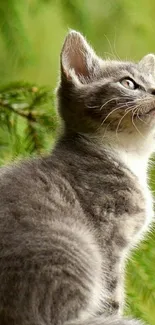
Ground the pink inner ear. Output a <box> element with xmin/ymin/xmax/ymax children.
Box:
<box><xmin>69</xmin><ymin>47</ymin><xmax>89</xmax><ymax>77</ymax></box>
<box><xmin>61</xmin><ymin>32</ymin><xmax>91</xmax><ymax>79</ymax></box>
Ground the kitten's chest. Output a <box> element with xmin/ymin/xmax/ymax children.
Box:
<box><xmin>115</xmin><ymin>174</ymin><xmax>153</xmax><ymax>246</ymax></box>
<box><xmin>128</xmin><ymin>162</ymin><xmax>154</xmax><ymax>239</ymax></box>
<box><xmin>97</xmin><ymin>182</ymin><xmax>153</xmax><ymax>317</ymax></box>
<box><xmin>115</xmin><ymin>150</ymin><xmax>154</xmax><ymax>241</ymax></box>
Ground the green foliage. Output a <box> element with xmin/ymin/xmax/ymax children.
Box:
<box><xmin>0</xmin><ymin>0</ymin><xmax>32</xmax><ymax>65</ymax></box>
<box><xmin>0</xmin><ymin>0</ymin><xmax>155</xmax><ymax>324</ymax></box>
<box><xmin>0</xmin><ymin>82</ymin><xmax>58</xmax><ymax>163</ymax></box>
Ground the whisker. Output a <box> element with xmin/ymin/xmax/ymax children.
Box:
<box><xmin>115</xmin><ymin>108</ymin><xmax>133</xmax><ymax>140</ymax></box>
<box><xmin>131</xmin><ymin>109</ymin><xmax>145</xmax><ymax>139</ymax></box>
<box><xmin>93</xmin><ymin>92</ymin><xmax>154</xmax><ymax>136</ymax></box>
<box><xmin>98</xmin><ymin>106</ymin><xmax>125</xmax><ymax>130</ymax></box>
<box><xmin>104</xmin><ymin>34</ymin><xmax>122</xmax><ymax>62</ymax></box>
<box><xmin>99</xmin><ymin>97</ymin><xmax>119</xmax><ymax>111</ymax></box>
<box><xmin>135</xmin><ymin>106</ymin><xmax>148</xmax><ymax>125</ymax></box>
<box><xmin>100</xmin><ymin>119</ymin><xmax>115</xmax><ymax>140</ymax></box>
<box><xmin>87</xmin><ymin>97</ymin><xmax>120</xmax><ymax>110</ymax></box>
<box><xmin>86</xmin><ymin>104</ymin><xmax>101</xmax><ymax>109</ymax></box>
<box><xmin>98</xmin><ymin>103</ymin><xmax>138</xmax><ymax>132</ymax></box>
<box><xmin>113</xmin><ymin>30</ymin><xmax>122</xmax><ymax>61</ymax></box>
<box><xmin>88</xmin><ymin>95</ymin><xmax>153</xmax><ymax>112</ymax></box>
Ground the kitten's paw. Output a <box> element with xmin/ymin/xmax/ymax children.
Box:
<box><xmin>103</xmin><ymin>317</ymin><xmax>144</xmax><ymax>325</ymax></box>
<box><xmin>66</xmin><ymin>316</ymin><xmax>145</xmax><ymax>325</ymax></box>
<box><xmin>118</xmin><ymin>321</ymin><xmax>144</xmax><ymax>325</ymax></box>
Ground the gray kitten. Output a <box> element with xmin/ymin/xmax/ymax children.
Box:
<box><xmin>0</xmin><ymin>30</ymin><xmax>154</xmax><ymax>325</ymax></box>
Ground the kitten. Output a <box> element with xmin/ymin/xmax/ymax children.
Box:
<box><xmin>0</xmin><ymin>30</ymin><xmax>154</xmax><ymax>325</ymax></box>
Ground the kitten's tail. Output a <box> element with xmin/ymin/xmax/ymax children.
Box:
<box><xmin>65</xmin><ymin>315</ymin><xmax>143</xmax><ymax>325</ymax></box>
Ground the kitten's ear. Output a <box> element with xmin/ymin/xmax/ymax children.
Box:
<box><xmin>139</xmin><ymin>54</ymin><xmax>155</xmax><ymax>76</ymax></box>
<box><xmin>60</xmin><ymin>30</ymin><xmax>101</xmax><ymax>84</ymax></box>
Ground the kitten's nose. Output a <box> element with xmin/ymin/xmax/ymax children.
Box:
<box><xmin>148</xmin><ymin>88</ymin><xmax>155</xmax><ymax>95</ymax></box>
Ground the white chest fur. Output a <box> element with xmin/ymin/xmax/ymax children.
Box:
<box><xmin>118</xmin><ymin>149</ymin><xmax>154</xmax><ymax>237</ymax></box>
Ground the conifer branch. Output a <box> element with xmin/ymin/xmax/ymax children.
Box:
<box><xmin>0</xmin><ymin>82</ymin><xmax>58</xmax><ymax>157</ymax></box>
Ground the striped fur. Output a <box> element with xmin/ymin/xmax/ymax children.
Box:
<box><xmin>0</xmin><ymin>31</ymin><xmax>154</xmax><ymax>324</ymax></box>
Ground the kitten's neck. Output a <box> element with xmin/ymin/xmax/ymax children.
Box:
<box><xmin>113</xmin><ymin>149</ymin><xmax>148</xmax><ymax>186</ymax></box>
<box><xmin>100</xmin><ymin>131</ymin><xmax>155</xmax><ymax>186</ymax></box>
<box><xmin>57</xmin><ymin>131</ymin><xmax>154</xmax><ymax>185</ymax></box>
<box><xmin>77</xmin><ymin>130</ymin><xmax>154</xmax><ymax>186</ymax></box>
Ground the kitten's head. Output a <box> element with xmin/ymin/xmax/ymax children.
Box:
<box><xmin>57</xmin><ymin>30</ymin><xmax>155</xmax><ymax>148</ymax></box>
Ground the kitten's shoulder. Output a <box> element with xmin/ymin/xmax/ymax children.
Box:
<box><xmin>0</xmin><ymin>155</ymin><xmax>55</xmax><ymax>194</ymax></box>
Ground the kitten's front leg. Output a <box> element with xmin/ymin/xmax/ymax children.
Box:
<box><xmin>66</xmin><ymin>315</ymin><xmax>144</xmax><ymax>325</ymax></box>
<box><xmin>100</xmin><ymin>267</ymin><xmax>125</xmax><ymax>317</ymax></box>
<box><xmin>101</xmin><ymin>317</ymin><xmax>144</xmax><ymax>325</ymax></box>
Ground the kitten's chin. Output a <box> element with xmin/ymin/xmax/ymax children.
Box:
<box><xmin>139</xmin><ymin>107</ymin><xmax>155</xmax><ymax>117</ymax></box>
<box><xmin>147</xmin><ymin>107</ymin><xmax>155</xmax><ymax>115</ymax></box>
<box><xmin>134</xmin><ymin>109</ymin><xmax>155</xmax><ymax>131</ymax></box>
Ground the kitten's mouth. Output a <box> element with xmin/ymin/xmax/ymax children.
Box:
<box><xmin>147</xmin><ymin>107</ymin><xmax>155</xmax><ymax>115</ymax></box>
<box><xmin>137</xmin><ymin>107</ymin><xmax>155</xmax><ymax>117</ymax></box>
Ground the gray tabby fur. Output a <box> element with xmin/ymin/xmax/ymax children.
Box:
<box><xmin>0</xmin><ymin>30</ymin><xmax>155</xmax><ymax>325</ymax></box>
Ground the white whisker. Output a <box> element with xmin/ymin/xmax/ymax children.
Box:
<box><xmin>115</xmin><ymin>108</ymin><xmax>133</xmax><ymax>140</ymax></box>
<box><xmin>99</xmin><ymin>97</ymin><xmax>119</xmax><ymax>111</ymax></box>
<box><xmin>131</xmin><ymin>108</ymin><xmax>145</xmax><ymax>139</ymax></box>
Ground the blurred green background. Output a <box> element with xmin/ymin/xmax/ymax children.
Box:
<box><xmin>0</xmin><ymin>0</ymin><xmax>155</xmax><ymax>324</ymax></box>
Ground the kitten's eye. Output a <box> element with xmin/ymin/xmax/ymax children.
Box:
<box><xmin>120</xmin><ymin>78</ymin><xmax>136</xmax><ymax>90</ymax></box>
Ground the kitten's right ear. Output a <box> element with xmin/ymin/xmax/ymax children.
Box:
<box><xmin>60</xmin><ymin>30</ymin><xmax>101</xmax><ymax>84</ymax></box>
<box><xmin>139</xmin><ymin>54</ymin><xmax>155</xmax><ymax>76</ymax></box>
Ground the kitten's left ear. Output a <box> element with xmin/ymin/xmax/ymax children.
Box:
<box><xmin>139</xmin><ymin>54</ymin><xmax>155</xmax><ymax>76</ymax></box>
<box><xmin>60</xmin><ymin>30</ymin><xmax>101</xmax><ymax>84</ymax></box>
